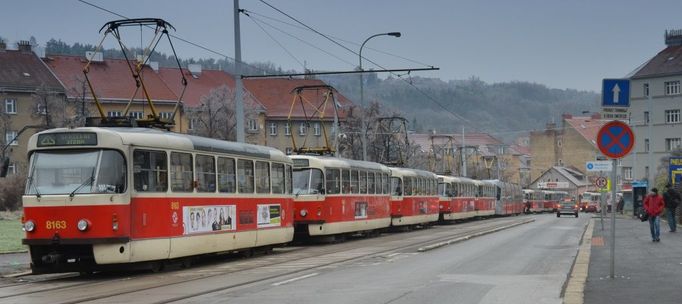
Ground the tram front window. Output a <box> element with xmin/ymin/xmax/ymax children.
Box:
<box><xmin>293</xmin><ymin>168</ymin><xmax>324</xmax><ymax>195</ymax></box>
<box><xmin>26</xmin><ymin>149</ymin><xmax>126</xmax><ymax>195</ymax></box>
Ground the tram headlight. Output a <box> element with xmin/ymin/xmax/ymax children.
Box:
<box><xmin>23</xmin><ymin>220</ymin><xmax>35</xmax><ymax>232</ymax></box>
<box><xmin>299</xmin><ymin>209</ymin><xmax>308</xmax><ymax>217</ymax></box>
<box><xmin>77</xmin><ymin>219</ymin><xmax>90</xmax><ymax>231</ymax></box>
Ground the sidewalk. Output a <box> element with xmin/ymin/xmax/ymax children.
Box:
<box><xmin>584</xmin><ymin>215</ymin><xmax>682</xmax><ymax>304</ymax></box>
<box><xmin>0</xmin><ymin>252</ymin><xmax>29</xmax><ymax>277</ymax></box>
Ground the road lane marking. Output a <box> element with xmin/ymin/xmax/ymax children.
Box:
<box><xmin>271</xmin><ymin>273</ymin><xmax>319</xmax><ymax>286</ymax></box>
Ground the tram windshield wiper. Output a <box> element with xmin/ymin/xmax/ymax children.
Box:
<box><xmin>69</xmin><ymin>173</ymin><xmax>95</xmax><ymax>198</ymax></box>
<box><xmin>27</xmin><ymin>176</ymin><xmax>41</xmax><ymax>198</ymax></box>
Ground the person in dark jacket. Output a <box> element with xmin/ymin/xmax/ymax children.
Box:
<box><xmin>644</xmin><ymin>188</ymin><xmax>665</xmax><ymax>242</ymax></box>
<box><xmin>663</xmin><ymin>184</ymin><xmax>680</xmax><ymax>232</ymax></box>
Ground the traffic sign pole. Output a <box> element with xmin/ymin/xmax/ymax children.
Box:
<box><xmin>610</xmin><ymin>158</ymin><xmax>617</xmax><ymax>279</ymax></box>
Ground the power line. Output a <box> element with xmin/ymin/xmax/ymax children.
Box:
<box><xmin>243</xmin><ymin>9</ymin><xmax>434</xmax><ymax>68</ymax></box>
<box><xmin>246</xmin><ymin>14</ymin><xmax>305</xmax><ymax>70</ymax></box>
<box><xmin>246</xmin><ymin>14</ymin><xmax>357</xmax><ymax>68</ymax></box>
<box><xmin>76</xmin><ymin>0</ymin><xmax>270</xmax><ymax>74</ymax></box>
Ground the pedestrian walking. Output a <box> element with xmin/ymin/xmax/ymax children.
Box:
<box><xmin>663</xmin><ymin>184</ymin><xmax>680</xmax><ymax>232</ymax></box>
<box><xmin>617</xmin><ymin>195</ymin><xmax>625</xmax><ymax>214</ymax></box>
<box><xmin>644</xmin><ymin>188</ymin><xmax>665</xmax><ymax>242</ymax></box>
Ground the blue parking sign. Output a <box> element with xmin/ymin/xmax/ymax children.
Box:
<box><xmin>602</xmin><ymin>79</ymin><xmax>630</xmax><ymax>107</ymax></box>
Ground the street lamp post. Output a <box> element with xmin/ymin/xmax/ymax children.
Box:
<box><xmin>359</xmin><ymin>32</ymin><xmax>401</xmax><ymax>161</ymax></box>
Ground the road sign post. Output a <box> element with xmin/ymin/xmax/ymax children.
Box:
<box><xmin>596</xmin><ymin>119</ymin><xmax>635</xmax><ymax>280</ymax></box>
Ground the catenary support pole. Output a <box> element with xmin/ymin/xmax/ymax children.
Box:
<box><xmin>234</xmin><ymin>0</ymin><xmax>245</xmax><ymax>143</ymax></box>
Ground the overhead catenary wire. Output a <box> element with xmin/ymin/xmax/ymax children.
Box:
<box><xmin>77</xmin><ymin>0</ymin><xmax>270</xmax><ymax>75</ymax></box>
<box><xmin>246</xmin><ymin>13</ymin><xmax>357</xmax><ymax>68</ymax></box>
<box><xmin>246</xmin><ymin>13</ymin><xmax>306</xmax><ymax>70</ymax></box>
<box><xmin>243</xmin><ymin>9</ymin><xmax>433</xmax><ymax>68</ymax></box>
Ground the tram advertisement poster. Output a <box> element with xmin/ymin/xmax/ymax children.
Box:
<box><xmin>183</xmin><ymin>205</ymin><xmax>236</xmax><ymax>235</ymax></box>
<box><xmin>257</xmin><ymin>204</ymin><xmax>281</xmax><ymax>227</ymax></box>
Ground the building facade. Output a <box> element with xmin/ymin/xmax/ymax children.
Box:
<box><xmin>1</xmin><ymin>41</ymin><xmax>65</xmax><ymax>176</ymax></box>
<box><xmin>530</xmin><ymin>114</ymin><xmax>606</xmax><ymax>184</ymax></box>
<box><xmin>623</xmin><ymin>30</ymin><xmax>682</xmax><ymax>186</ymax></box>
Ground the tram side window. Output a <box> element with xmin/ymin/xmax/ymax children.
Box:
<box><xmin>350</xmin><ymin>170</ymin><xmax>359</xmax><ymax>194</ymax></box>
<box><xmin>196</xmin><ymin>154</ymin><xmax>216</xmax><ymax>192</ymax></box>
<box><xmin>255</xmin><ymin>161</ymin><xmax>270</xmax><ymax>194</ymax></box>
<box><xmin>341</xmin><ymin>169</ymin><xmax>350</xmax><ymax>194</ymax></box>
<box><xmin>286</xmin><ymin>164</ymin><xmax>293</xmax><ymax>194</ymax></box>
<box><xmin>392</xmin><ymin>177</ymin><xmax>403</xmax><ymax>196</ymax></box>
<box><xmin>383</xmin><ymin>174</ymin><xmax>390</xmax><ymax>194</ymax></box>
<box><xmin>368</xmin><ymin>172</ymin><xmax>376</xmax><ymax>194</ymax></box>
<box><xmin>238</xmin><ymin>159</ymin><xmax>255</xmax><ymax>194</ymax></box>
<box><xmin>272</xmin><ymin>163</ymin><xmax>285</xmax><ymax>194</ymax></box>
<box><xmin>134</xmin><ymin>150</ymin><xmax>168</xmax><ymax>192</ymax></box>
<box><xmin>404</xmin><ymin>177</ymin><xmax>413</xmax><ymax>196</ymax></box>
<box><xmin>326</xmin><ymin>168</ymin><xmax>341</xmax><ymax>194</ymax></box>
<box><xmin>170</xmin><ymin>152</ymin><xmax>193</xmax><ymax>192</ymax></box>
<box><xmin>217</xmin><ymin>157</ymin><xmax>236</xmax><ymax>193</ymax></box>
<box><xmin>359</xmin><ymin>171</ymin><xmax>367</xmax><ymax>194</ymax></box>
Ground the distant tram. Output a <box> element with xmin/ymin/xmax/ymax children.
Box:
<box><xmin>290</xmin><ymin>155</ymin><xmax>392</xmax><ymax>238</ymax></box>
<box><xmin>389</xmin><ymin>167</ymin><xmax>440</xmax><ymax>227</ymax></box>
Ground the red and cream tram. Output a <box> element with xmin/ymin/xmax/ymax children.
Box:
<box><xmin>475</xmin><ymin>180</ymin><xmax>496</xmax><ymax>217</ymax></box>
<box><xmin>22</xmin><ymin>127</ymin><xmax>294</xmax><ymax>273</ymax></box>
<box><xmin>389</xmin><ymin>167</ymin><xmax>440</xmax><ymax>227</ymax></box>
<box><xmin>486</xmin><ymin>180</ymin><xmax>524</xmax><ymax>216</ymax></box>
<box><xmin>290</xmin><ymin>155</ymin><xmax>392</xmax><ymax>237</ymax></box>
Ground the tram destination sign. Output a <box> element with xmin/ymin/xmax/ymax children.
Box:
<box><xmin>37</xmin><ymin>132</ymin><xmax>98</xmax><ymax>147</ymax></box>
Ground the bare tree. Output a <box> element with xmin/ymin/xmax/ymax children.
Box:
<box><xmin>32</xmin><ymin>84</ymin><xmax>70</xmax><ymax>128</ymax></box>
<box><xmin>187</xmin><ymin>85</ymin><xmax>259</xmax><ymax>140</ymax></box>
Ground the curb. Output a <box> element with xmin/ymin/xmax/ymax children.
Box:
<box><xmin>417</xmin><ymin>218</ymin><xmax>535</xmax><ymax>252</ymax></box>
<box><xmin>563</xmin><ymin>218</ymin><xmax>594</xmax><ymax>304</ymax></box>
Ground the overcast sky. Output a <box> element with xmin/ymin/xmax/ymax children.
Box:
<box><xmin>1</xmin><ymin>0</ymin><xmax>680</xmax><ymax>92</ymax></box>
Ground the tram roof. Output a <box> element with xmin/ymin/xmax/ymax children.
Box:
<box><xmin>289</xmin><ymin>155</ymin><xmax>390</xmax><ymax>172</ymax></box>
<box><xmin>389</xmin><ymin>167</ymin><xmax>437</xmax><ymax>179</ymax></box>
<box><xmin>29</xmin><ymin>127</ymin><xmax>291</xmax><ymax>162</ymax></box>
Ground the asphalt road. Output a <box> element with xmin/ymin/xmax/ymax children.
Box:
<box><xmin>178</xmin><ymin>214</ymin><xmax>589</xmax><ymax>304</ymax></box>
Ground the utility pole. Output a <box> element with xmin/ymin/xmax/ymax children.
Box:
<box><xmin>647</xmin><ymin>82</ymin><xmax>653</xmax><ymax>188</ymax></box>
<box><xmin>234</xmin><ymin>0</ymin><xmax>245</xmax><ymax>143</ymax></box>
<box><xmin>461</xmin><ymin>127</ymin><xmax>467</xmax><ymax>177</ymax></box>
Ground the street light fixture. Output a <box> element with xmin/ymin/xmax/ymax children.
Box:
<box><xmin>359</xmin><ymin>32</ymin><xmax>401</xmax><ymax>161</ymax></box>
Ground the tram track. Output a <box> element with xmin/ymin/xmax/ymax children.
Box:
<box><xmin>0</xmin><ymin>216</ymin><xmax>535</xmax><ymax>303</ymax></box>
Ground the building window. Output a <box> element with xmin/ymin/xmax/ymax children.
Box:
<box><xmin>159</xmin><ymin>112</ymin><xmax>173</xmax><ymax>120</ymax></box>
<box><xmin>247</xmin><ymin>119</ymin><xmax>258</xmax><ymax>131</ymax></box>
<box><xmin>665</xmin><ymin>81</ymin><xmax>681</xmax><ymax>96</ymax></box>
<box><xmin>129</xmin><ymin>111</ymin><xmax>144</xmax><ymax>119</ymax></box>
<box><xmin>5</xmin><ymin>131</ymin><xmax>18</xmax><ymax>146</ymax></box>
<box><xmin>107</xmin><ymin>111</ymin><xmax>122</xmax><ymax>117</ymax></box>
<box><xmin>285</xmin><ymin>147</ymin><xmax>293</xmax><ymax>155</ymax></box>
<box><xmin>269</xmin><ymin>122</ymin><xmax>277</xmax><ymax>136</ymax></box>
<box><xmin>6</xmin><ymin>162</ymin><xmax>16</xmax><ymax>175</ymax></box>
<box><xmin>665</xmin><ymin>109</ymin><xmax>680</xmax><ymax>124</ymax></box>
<box><xmin>36</xmin><ymin>104</ymin><xmax>47</xmax><ymax>115</ymax></box>
<box><xmin>623</xmin><ymin>167</ymin><xmax>632</xmax><ymax>180</ymax></box>
<box><xmin>313</xmin><ymin>123</ymin><xmax>321</xmax><ymax>136</ymax></box>
<box><xmin>644</xmin><ymin>111</ymin><xmax>650</xmax><ymax>124</ymax></box>
<box><xmin>284</xmin><ymin>123</ymin><xmax>291</xmax><ymax>136</ymax></box>
<box><xmin>645</xmin><ymin>166</ymin><xmax>650</xmax><ymax>179</ymax></box>
<box><xmin>666</xmin><ymin>138</ymin><xmax>681</xmax><ymax>151</ymax></box>
<box><xmin>645</xmin><ymin>138</ymin><xmax>650</xmax><ymax>152</ymax></box>
<box><xmin>643</xmin><ymin>83</ymin><xmax>649</xmax><ymax>97</ymax></box>
<box><xmin>4</xmin><ymin>98</ymin><xmax>17</xmax><ymax>114</ymax></box>
<box><xmin>188</xmin><ymin>118</ymin><xmax>197</xmax><ymax>130</ymax></box>
<box><xmin>299</xmin><ymin>123</ymin><xmax>306</xmax><ymax>135</ymax></box>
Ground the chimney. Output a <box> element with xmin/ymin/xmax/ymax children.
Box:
<box><xmin>665</xmin><ymin>29</ymin><xmax>682</xmax><ymax>46</ymax></box>
<box><xmin>85</xmin><ymin>51</ymin><xmax>103</xmax><ymax>62</ymax></box>
<box><xmin>546</xmin><ymin>122</ymin><xmax>557</xmax><ymax>130</ymax></box>
<box><xmin>149</xmin><ymin>61</ymin><xmax>159</xmax><ymax>72</ymax></box>
<box><xmin>188</xmin><ymin>63</ymin><xmax>202</xmax><ymax>78</ymax></box>
<box><xmin>561</xmin><ymin>113</ymin><xmax>573</xmax><ymax>119</ymax></box>
<box><xmin>17</xmin><ymin>40</ymin><xmax>31</xmax><ymax>52</ymax></box>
